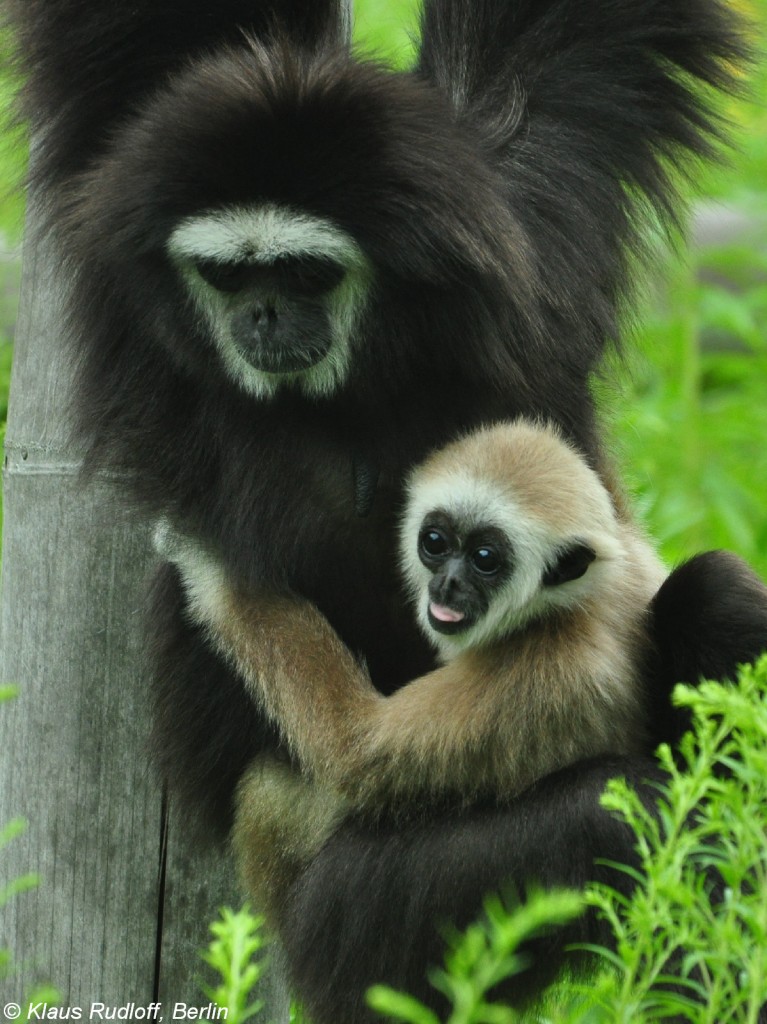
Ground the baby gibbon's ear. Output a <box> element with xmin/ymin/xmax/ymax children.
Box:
<box><xmin>542</xmin><ymin>543</ymin><xmax>596</xmax><ymax>587</ymax></box>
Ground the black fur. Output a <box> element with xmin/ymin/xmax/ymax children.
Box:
<box><xmin>651</xmin><ymin>550</ymin><xmax>767</xmax><ymax>744</ymax></box>
<box><xmin>4</xmin><ymin>0</ymin><xmax>762</xmax><ymax>1018</ymax></box>
<box><xmin>5</xmin><ymin>0</ymin><xmax>346</xmax><ymax>185</ymax></box>
<box><xmin>281</xmin><ymin>756</ymin><xmax>671</xmax><ymax>1023</ymax></box>
<box><xmin>278</xmin><ymin>551</ymin><xmax>767</xmax><ymax>1024</ymax></box>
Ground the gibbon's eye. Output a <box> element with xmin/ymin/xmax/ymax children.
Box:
<box><xmin>420</xmin><ymin>528</ymin><xmax>450</xmax><ymax>560</ymax></box>
<box><xmin>273</xmin><ymin>255</ymin><xmax>347</xmax><ymax>296</ymax></box>
<box><xmin>194</xmin><ymin>259</ymin><xmax>252</xmax><ymax>294</ymax></box>
<box><xmin>470</xmin><ymin>546</ymin><xmax>501</xmax><ymax>576</ymax></box>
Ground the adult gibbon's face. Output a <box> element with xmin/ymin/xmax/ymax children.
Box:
<box><xmin>168</xmin><ymin>204</ymin><xmax>372</xmax><ymax>400</ymax></box>
<box><xmin>67</xmin><ymin>39</ymin><xmax>529</xmax><ymax>409</ymax></box>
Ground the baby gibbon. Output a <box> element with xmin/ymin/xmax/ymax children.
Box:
<box><xmin>158</xmin><ymin>419</ymin><xmax>666</xmax><ymax>918</ymax></box>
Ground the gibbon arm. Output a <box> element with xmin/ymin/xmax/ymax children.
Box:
<box><xmin>164</xmin><ymin>527</ymin><xmax>520</xmax><ymax>805</ymax></box>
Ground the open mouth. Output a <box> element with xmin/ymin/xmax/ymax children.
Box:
<box><xmin>427</xmin><ymin>602</ymin><xmax>472</xmax><ymax>635</ymax></box>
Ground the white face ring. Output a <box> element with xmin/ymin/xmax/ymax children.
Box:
<box><xmin>168</xmin><ymin>203</ymin><xmax>373</xmax><ymax>399</ymax></box>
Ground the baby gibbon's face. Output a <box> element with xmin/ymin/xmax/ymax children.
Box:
<box><xmin>416</xmin><ymin>510</ymin><xmax>513</xmax><ymax>637</ymax></box>
<box><xmin>416</xmin><ymin>506</ymin><xmax>598</xmax><ymax>649</ymax></box>
<box><xmin>400</xmin><ymin>422</ymin><xmax>625</xmax><ymax>659</ymax></box>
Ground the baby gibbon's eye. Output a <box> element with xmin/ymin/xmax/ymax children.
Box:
<box><xmin>471</xmin><ymin>546</ymin><xmax>501</xmax><ymax>576</ymax></box>
<box><xmin>420</xmin><ymin>529</ymin><xmax>449</xmax><ymax>560</ymax></box>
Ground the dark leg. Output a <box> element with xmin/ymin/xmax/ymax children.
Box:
<box><xmin>650</xmin><ymin>550</ymin><xmax>767</xmax><ymax>745</ymax></box>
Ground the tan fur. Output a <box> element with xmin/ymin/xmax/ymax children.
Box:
<box><xmin>171</xmin><ymin>419</ymin><xmax>665</xmax><ymax>919</ymax></box>
<box><xmin>233</xmin><ymin>756</ymin><xmax>346</xmax><ymax>924</ymax></box>
<box><xmin>215</xmin><ymin>527</ymin><xmax>656</xmax><ymax>807</ymax></box>
<box><xmin>414</xmin><ymin>421</ymin><xmax>604</xmax><ymax>534</ymax></box>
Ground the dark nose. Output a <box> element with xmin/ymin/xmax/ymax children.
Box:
<box><xmin>429</xmin><ymin>560</ymin><xmax>466</xmax><ymax>606</ymax></box>
<box><xmin>248</xmin><ymin>303</ymin><xmax>277</xmax><ymax>346</ymax></box>
<box><xmin>230</xmin><ymin>304</ymin><xmax>280</xmax><ymax>364</ymax></box>
<box><xmin>230</xmin><ymin>303</ymin><xmax>333</xmax><ymax>374</ymax></box>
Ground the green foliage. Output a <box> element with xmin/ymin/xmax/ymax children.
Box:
<box><xmin>700</xmin><ymin>0</ymin><xmax>767</xmax><ymax>205</ymax></box>
<box><xmin>0</xmin><ymin>337</ymin><xmax>11</xmax><ymax>417</ymax></box>
<box><xmin>366</xmin><ymin>656</ymin><xmax>767</xmax><ymax>1024</ymax></box>
<box><xmin>290</xmin><ymin>1002</ymin><xmax>313</xmax><ymax>1024</ymax></box>
<box><xmin>601</xmin><ymin>0</ymin><xmax>767</xmax><ymax>580</ymax></box>
<box><xmin>607</xmin><ymin>236</ymin><xmax>767</xmax><ymax>580</ymax></box>
<box><xmin>200</xmin><ymin>905</ymin><xmax>268</xmax><ymax>1024</ymax></box>
<box><xmin>576</xmin><ymin>656</ymin><xmax>767</xmax><ymax>1022</ymax></box>
<box><xmin>367</xmin><ymin>891</ymin><xmax>585</xmax><ymax>1024</ymax></box>
<box><xmin>199</xmin><ymin>905</ymin><xmax>316</xmax><ymax>1024</ymax></box>
<box><xmin>0</xmin><ymin>28</ymin><xmax>27</xmax><ymax>237</ymax></box>
<box><xmin>353</xmin><ymin>0</ymin><xmax>422</xmax><ymax>66</ymax></box>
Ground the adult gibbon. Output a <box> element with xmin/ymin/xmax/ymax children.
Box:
<box><xmin>157</xmin><ymin>419</ymin><xmax>667</xmax><ymax>914</ymax></box>
<box><xmin>6</xmin><ymin>0</ymin><xmax>765</xmax><ymax>1019</ymax></box>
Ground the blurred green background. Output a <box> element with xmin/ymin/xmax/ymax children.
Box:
<box><xmin>1</xmin><ymin>0</ymin><xmax>765</xmax><ymax>575</ymax></box>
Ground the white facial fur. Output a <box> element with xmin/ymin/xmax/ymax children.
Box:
<box><xmin>168</xmin><ymin>203</ymin><xmax>372</xmax><ymax>399</ymax></box>
<box><xmin>399</xmin><ymin>449</ymin><xmax>626</xmax><ymax>662</ymax></box>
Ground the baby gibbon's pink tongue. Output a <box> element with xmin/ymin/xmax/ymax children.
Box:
<box><xmin>430</xmin><ymin>603</ymin><xmax>465</xmax><ymax>623</ymax></box>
